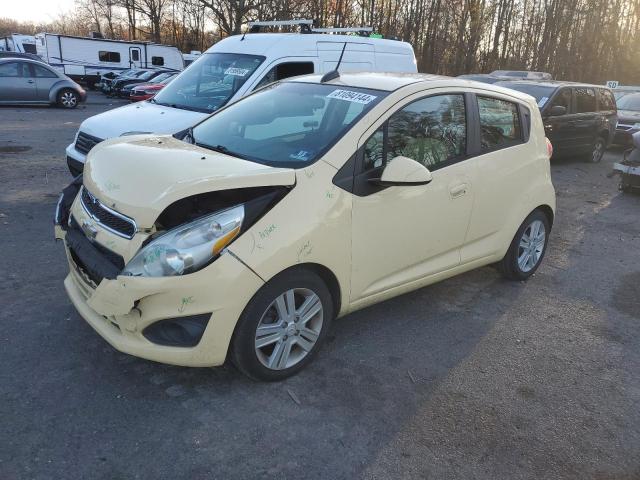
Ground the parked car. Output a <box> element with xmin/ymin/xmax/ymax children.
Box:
<box><xmin>112</xmin><ymin>69</ymin><xmax>174</xmax><ymax>97</ymax></box>
<box><xmin>64</xmin><ymin>21</ymin><xmax>418</xmax><ymax>175</ymax></box>
<box><xmin>55</xmin><ymin>72</ymin><xmax>555</xmax><ymax>381</ymax></box>
<box><xmin>0</xmin><ymin>57</ymin><xmax>86</xmax><ymax>108</ymax></box>
<box><xmin>613</xmin><ymin>86</ymin><xmax>640</xmax><ymax>101</ymax></box>
<box><xmin>120</xmin><ymin>71</ymin><xmax>176</xmax><ymax>99</ymax></box>
<box><xmin>129</xmin><ymin>73</ymin><xmax>177</xmax><ymax>101</ymax></box>
<box><xmin>100</xmin><ymin>69</ymin><xmax>147</xmax><ymax>95</ymax></box>
<box><xmin>496</xmin><ymin>80</ymin><xmax>616</xmax><ymax>162</ymax></box>
<box><xmin>491</xmin><ymin>70</ymin><xmax>552</xmax><ymax>80</ymax></box>
<box><xmin>613</xmin><ymin>93</ymin><xmax>640</xmax><ymax>146</ymax></box>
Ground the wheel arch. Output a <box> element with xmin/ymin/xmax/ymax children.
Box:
<box><xmin>536</xmin><ymin>204</ymin><xmax>555</xmax><ymax>228</ymax></box>
<box><xmin>288</xmin><ymin>262</ymin><xmax>342</xmax><ymax>317</ymax></box>
<box><xmin>598</xmin><ymin>129</ymin><xmax>610</xmax><ymax>144</ymax></box>
<box><xmin>48</xmin><ymin>81</ymin><xmax>70</xmax><ymax>103</ymax></box>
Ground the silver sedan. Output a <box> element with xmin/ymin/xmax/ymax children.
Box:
<box><xmin>0</xmin><ymin>58</ymin><xmax>86</xmax><ymax>109</ymax></box>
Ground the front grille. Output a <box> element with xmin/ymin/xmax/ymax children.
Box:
<box><xmin>67</xmin><ymin>217</ymin><xmax>125</xmax><ymax>286</ymax></box>
<box><xmin>80</xmin><ymin>187</ymin><xmax>136</xmax><ymax>239</ymax></box>
<box><xmin>69</xmin><ymin>246</ymin><xmax>100</xmax><ymax>287</ymax></box>
<box><xmin>75</xmin><ymin>131</ymin><xmax>103</xmax><ymax>155</ymax></box>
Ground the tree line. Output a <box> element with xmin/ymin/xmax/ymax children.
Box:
<box><xmin>2</xmin><ymin>0</ymin><xmax>640</xmax><ymax>84</ymax></box>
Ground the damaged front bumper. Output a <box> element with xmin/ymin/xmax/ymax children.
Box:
<box><xmin>55</xmin><ymin>179</ymin><xmax>264</xmax><ymax>367</ymax></box>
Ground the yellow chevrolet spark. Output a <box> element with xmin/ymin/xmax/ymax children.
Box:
<box><xmin>55</xmin><ymin>73</ymin><xmax>555</xmax><ymax>381</ymax></box>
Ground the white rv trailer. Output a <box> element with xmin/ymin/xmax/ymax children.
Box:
<box><xmin>0</xmin><ymin>34</ymin><xmax>37</xmax><ymax>54</ymax></box>
<box><xmin>34</xmin><ymin>33</ymin><xmax>183</xmax><ymax>87</ymax></box>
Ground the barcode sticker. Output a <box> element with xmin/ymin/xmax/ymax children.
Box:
<box><xmin>327</xmin><ymin>89</ymin><xmax>377</xmax><ymax>104</ymax></box>
<box><xmin>224</xmin><ymin>67</ymin><xmax>249</xmax><ymax>77</ymax></box>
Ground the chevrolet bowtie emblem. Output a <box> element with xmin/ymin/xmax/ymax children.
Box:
<box><xmin>81</xmin><ymin>219</ymin><xmax>98</xmax><ymax>239</ymax></box>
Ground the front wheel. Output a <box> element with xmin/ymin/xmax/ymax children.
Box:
<box><xmin>230</xmin><ymin>268</ymin><xmax>334</xmax><ymax>381</ymax></box>
<box><xmin>498</xmin><ymin>210</ymin><xmax>550</xmax><ymax>281</ymax></box>
<box><xmin>57</xmin><ymin>89</ymin><xmax>79</xmax><ymax>109</ymax></box>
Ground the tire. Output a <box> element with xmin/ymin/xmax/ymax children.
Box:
<box><xmin>231</xmin><ymin>268</ymin><xmax>334</xmax><ymax>381</ymax></box>
<box><xmin>498</xmin><ymin>209</ymin><xmax>550</xmax><ymax>281</ymax></box>
<box><xmin>586</xmin><ymin>136</ymin><xmax>606</xmax><ymax>163</ymax></box>
<box><xmin>57</xmin><ymin>89</ymin><xmax>79</xmax><ymax>109</ymax></box>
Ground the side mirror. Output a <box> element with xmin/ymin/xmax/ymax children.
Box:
<box><xmin>548</xmin><ymin>105</ymin><xmax>566</xmax><ymax>116</ymax></box>
<box><xmin>370</xmin><ymin>156</ymin><xmax>433</xmax><ymax>186</ymax></box>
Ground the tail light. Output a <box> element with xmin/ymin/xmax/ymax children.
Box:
<box><xmin>545</xmin><ymin>137</ymin><xmax>553</xmax><ymax>159</ymax></box>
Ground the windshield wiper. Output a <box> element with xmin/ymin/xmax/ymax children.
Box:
<box><xmin>149</xmin><ymin>97</ymin><xmax>213</xmax><ymax>113</ymax></box>
<box><xmin>197</xmin><ymin>143</ymin><xmax>248</xmax><ymax>160</ymax></box>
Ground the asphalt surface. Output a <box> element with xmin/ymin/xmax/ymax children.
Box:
<box><xmin>1</xmin><ymin>92</ymin><xmax>639</xmax><ymax>479</ymax></box>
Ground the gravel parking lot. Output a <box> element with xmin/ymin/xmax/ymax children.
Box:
<box><xmin>1</xmin><ymin>92</ymin><xmax>639</xmax><ymax>480</ymax></box>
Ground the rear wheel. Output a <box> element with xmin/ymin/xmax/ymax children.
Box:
<box><xmin>57</xmin><ymin>89</ymin><xmax>79</xmax><ymax>109</ymax></box>
<box><xmin>231</xmin><ymin>268</ymin><xmax>334</xmax><ymax>381</ymax></box>
<box><xmin>498</xmin><ymin>210</ymin><xmax>550</xmax><ymax>281</ymax></box>
<box><xmin>587</xmin><ymin>136</ymin><xmax>606</xmax><ymax>163</ymax></box>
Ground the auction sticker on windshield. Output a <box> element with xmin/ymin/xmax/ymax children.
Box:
<box><xmin>327</xmin><ymin>89</ymin><xmax>377</xmax><ymax>104</ymax></box>
<box><xmin>224</xmin><ymin>67</ymin><xmax>250</xmax><ymax>77</ymax></box>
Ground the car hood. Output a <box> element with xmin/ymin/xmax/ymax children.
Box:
<box><xmin>83</xmin><ymin>135</ymin><xmax>296</xmax><ymax>228</ymax></box>
<box><xmin>617</xmin><ymin>110</ymin><xmax>640</xmax><ymax>124</ymax></box>
<box><xmin>78</xmin><ymin>101</ymin><xmax>208</xmax><ymax>139</ymax></box>
<box><xmin>132</xmin><ymin>82</ymin><xmax>161</xmax><ymax>91</ymax></box>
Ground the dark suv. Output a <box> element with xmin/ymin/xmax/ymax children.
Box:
<box><xmin>496</xmin><ymin>81</ymin><xmax>617</xmax><ymax>162</ymax></box>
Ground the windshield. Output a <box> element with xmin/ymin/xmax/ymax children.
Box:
<box><xmin>617</xmin><ymin>94</ymin><xmax>640</xmax><ymax>111</ymax></box>
<box><xmin>192</xmin><ymin>82</ymin><xmax>387</xmax><ymax>168</ymax></box>
<box><xmin>498</xmin><ymin>82</ymin><xmax>555</xmax><ymax>104</ymax></box>
<box><xmin>153</xmin><ymin>52</ymin><xmax>265</xmax><ymax>113</ymax></box>
<box><xmin>139</xmin><ymin>71</ymin><xmax>156</xmax><ymax>80</ymax></box>
<box><xmin>150</xmin><ymin>72</ymin><xmax>172</xmax><ymax>83</ymax></box>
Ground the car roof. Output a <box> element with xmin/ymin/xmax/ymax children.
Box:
<box><xmin>207</xmin><ymin>32</ymin><xmax>414</xmax><ymax>57</ymax></box>
<box><xmin>614</xmin><ymin>86</ymin><xmax>640</xmax><ymax>91</ymax></box>
<box><xmin>0</xmin><ymin>56</ymin><xmax>45</xmax><ymax>64</ymax></box>
<box><xmin>288</xmin><ymin>72</ymin><xmax>536</xmax><ymax>101</ymax></box>
<box><xmin>496</xmin><ymin>79</ymin><xmax>607</xmax><ymax>89</ymax></box>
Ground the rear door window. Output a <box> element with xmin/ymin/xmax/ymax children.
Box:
<box><xmin>575</xmin><ymin>87</ymin><xmax>596</xmax><ymax>113</ymax></box>
<box><xmin>477</xmin><ymin>96</ymin><xmax>523</xmax><ymax>151</ymax></box>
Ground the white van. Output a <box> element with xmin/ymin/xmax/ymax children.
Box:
<box><xmin>65</xmin><ymin>21</ymin><xmax>417</xmax><ymax>175</ymax></box>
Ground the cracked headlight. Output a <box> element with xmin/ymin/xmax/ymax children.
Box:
<box><xmin>123</xmin><ymin>205</ymin><xmax>244</xmax><ymax>277</ymax></box>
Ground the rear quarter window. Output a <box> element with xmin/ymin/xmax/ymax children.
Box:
<box><xmin>477</xmin><ymin>96</ymin><xmax>523</xmax><ymax>151</ymax></box>
<box><xmin>597</xmin><ymin>88</ymin><xmax>616</xmax><ymax>111</ymax></box>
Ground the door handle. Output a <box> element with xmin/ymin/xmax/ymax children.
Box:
<box><xmin>27</xmin><ymin>79</ymin><xmax>35</xmax><ymax>84</ymax></box>
<box><xmin>450</xmin><ymin>183</ymin><xmax>468</xmax><ymax>199</ymax></box>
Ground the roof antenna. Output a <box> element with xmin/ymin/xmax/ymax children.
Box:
<box><xmin>321</xmin><ymin>42</ymin><xmax>347</xmax><ymax>83</ymax></box>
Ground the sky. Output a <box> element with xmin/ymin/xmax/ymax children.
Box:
<box><xmin>3</xmin><ymin>0</ymin><xmax>76</xmax><ymax>24</ymax></box>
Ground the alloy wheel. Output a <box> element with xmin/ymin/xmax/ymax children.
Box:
<box><xmin>592</xmin><ymin>139</ymin><xmax>605</xmax><ymax>163</ymax></box>
<box><xmin>61</xmin><ymin>92</ymin><xmax>78</xmax><ymax>108</ymax></box>
<box><xmin>254</xmin><ymin>288</ymin><xmax>323</xmax><ymax>370</ymax></box>
<box><xmin>517</xmin><ymin>219</ymin><xmax>546</xmax><ymax>273</ymax></box>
